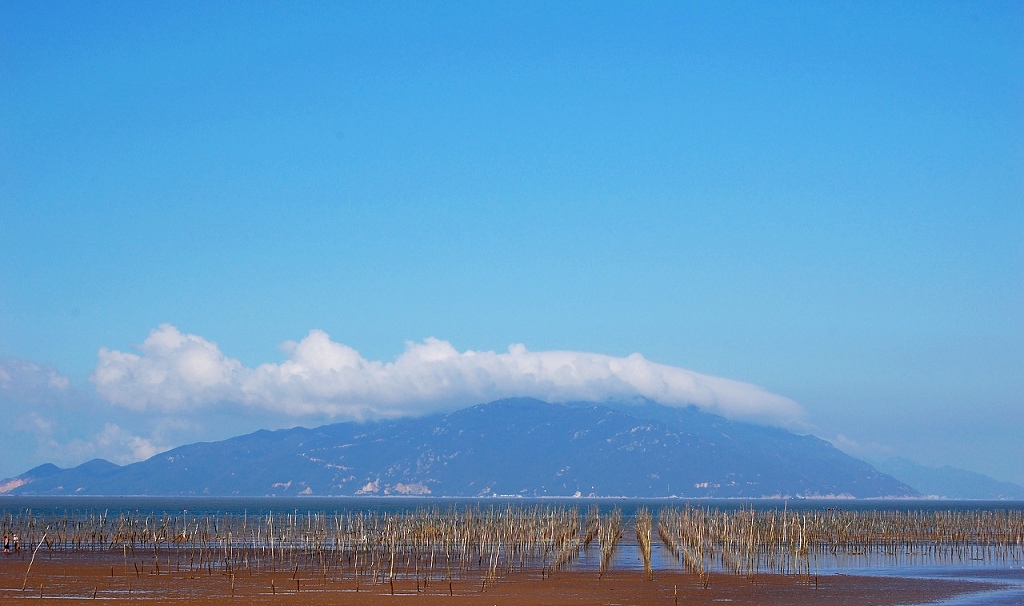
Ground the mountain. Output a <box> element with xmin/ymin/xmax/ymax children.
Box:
<box><xmin>872</xmin><ymin>457</ymin><xmax>1024</xmax><ymax>500</ymax></box>
<box><xmin>1</xmin><ymin>398</ymin><xmax>916</xmax><ymax>498</ymax></box>
<box><xmin>0</xmin><ymin>462</ymin><xmax>63</xmax><ymax>494</ymax></box>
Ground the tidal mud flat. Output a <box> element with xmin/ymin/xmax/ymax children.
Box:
<box><xmin>0</xmin><ymin>553</ymin><xmax>993</xmax><ymax>606</ymax></box>
<box><xmin>0</xmin><ymin>501</ymin><xmax>1021</xmax><ymax>604</ymax></box>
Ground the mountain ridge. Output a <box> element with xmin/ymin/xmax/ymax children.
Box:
<box><xmin>871</xmin><ymin>457</ymin><xmax>1024</xmax><ymax>500</ymax></box>
<box><xmin>3</xmin><ymin>398</ymin><xmax>916</xmax><ymax>498</ymax></box>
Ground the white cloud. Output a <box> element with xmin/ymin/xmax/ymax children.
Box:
<box><xmin>91</xmin><ymin>325</ymin><xmax>243</xmax><ymax>410</ymax></box>
<box><xmin>38</xmin><ymin>424</ymin><xmax>164</xmax><ymax>467</ymax></box>
<box><xmin>93</xmin><ymin>424</ymin><xmax>162</xmax><ymax>463</ymax></box>
<box><xmin>829</xmin><ymin>434</ymin><xmax>897</xmax><ymax>460</ymax></box>
<box><xmin>93</xmin><ymin>324</ymin><xmax>804</xmax><ymax>426</ymax></box>
<box><xmin>0</xmin><ymin>357</ymin><xmax>71</xmax><ymax>403</ymax></box>
<box><xmin>13</xmin><ymin>411</ymin><xmax>55</xmax><ymax>435</ymax></box>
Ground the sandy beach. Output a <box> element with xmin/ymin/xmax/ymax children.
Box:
<box><xmin>0</xmin><ymin>552</ymin><xmax>991</xmax><ymax>605</ymax></box>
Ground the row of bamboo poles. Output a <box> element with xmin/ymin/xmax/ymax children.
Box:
<box><xmin>2</xmin><ymin>505</ymin><xmax>1021</xmax><ymax>585</ymax></box>
<box><xmin>0</xmin><ymin>505</ymin><xmax>626</xmax><ymax>589</ymax></box>
<box><xmin>658</xmin><ymin>505</ymin><xmax>1024</xmax><ymax>581</ymax></box>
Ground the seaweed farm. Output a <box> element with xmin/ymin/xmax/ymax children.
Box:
<box><xmin>657</xmin><ymin>505</ymin><xmax>1024</xmax><ymax>580</ymax></box>
<box><xmin>2</xmin><ymin>499</ymin><xmax>1022</xmax><ymax>591</ymax></box>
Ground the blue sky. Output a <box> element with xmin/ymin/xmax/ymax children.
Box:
<box><xmin>1</xmin><ymin>2</ymin><xmax>1021</xmax><ymax>486</ymax></box>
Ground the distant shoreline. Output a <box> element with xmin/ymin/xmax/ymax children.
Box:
<box><xmin>5</xmin><ymin>494</ymin><xmax>1024</xmax><ymax>504</ymax></box>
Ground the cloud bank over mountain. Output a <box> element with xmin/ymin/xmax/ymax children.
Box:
<box><xmin>0</xmin><ymin>356</ymin><xmax>163</xmax><ymax>471</ymax></box>
<box><xmin>92</xmin><ymin>324</ymin><xmax>803</xmax><ymax>426</ymax></box>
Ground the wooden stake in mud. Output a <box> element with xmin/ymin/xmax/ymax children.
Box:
<box><xmin>22</xmin><ymin>532</ymin><xmax>47</xmax><ymax>591</ymax></box>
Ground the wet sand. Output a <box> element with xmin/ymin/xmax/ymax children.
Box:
<box><xmin>0</xmin><ymin>553</ymin><xmax>992</xmax><ymax>605</ymax></box>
